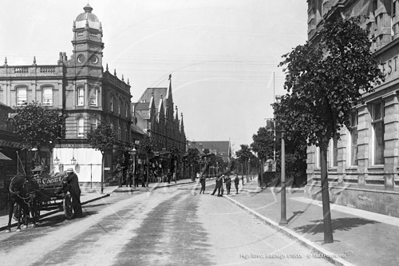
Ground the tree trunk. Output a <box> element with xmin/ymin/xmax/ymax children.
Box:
<box><xmin>101</xmin><ymin>152</ymin><xmax>104</xmax><ymax>194</ymax></box>
<box><xmin>320</xmin><ymin>146</ymin><xmax>334</xmax><ymax>244</ymax></box>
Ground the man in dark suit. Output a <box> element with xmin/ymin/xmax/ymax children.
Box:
<box><xmin>211</xmin><ymin>175</ymin><xmax>224</xmax><ymax>196</ymax></box>
<box><xmin>62</xmin><ymin>168</ymin><xmax>83</xmax><ymax>218</ymax></box>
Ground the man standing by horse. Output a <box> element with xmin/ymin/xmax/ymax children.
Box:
<box><xmin>61</xmin><ymin>168</ymin><xmax>83</xmax><ymax>218</ymax></box>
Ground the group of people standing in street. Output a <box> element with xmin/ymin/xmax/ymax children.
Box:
<box><xmin>198</xmin><ymin>173</ymin><xmax>241</xmax><ymax>196</ymax></box>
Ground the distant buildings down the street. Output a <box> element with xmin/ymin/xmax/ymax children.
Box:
<box><xmin>188</xmin><ymin>141</ymin><xmax>231</xmax><ymax>163</ymax></box>
<box><xmin>306</xmin><ymin>0</ymin><xmax>399</xmax><ymax>217</ymax></box>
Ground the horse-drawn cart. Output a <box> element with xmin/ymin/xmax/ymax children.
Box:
<box><xmin>33</xmin><ymin>172</ymin><xmax>74</xmax><ymax>220</ymax></box>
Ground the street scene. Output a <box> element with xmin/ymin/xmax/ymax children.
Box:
<box><xmin>1</xmin><ymin>1</ymin><xmax>399</xmax><ymax>266</ymax></box>
<box><xmin>0</xmin><ymin>180</ymin><xmax>332</xmax><ymax>266</ymax></box>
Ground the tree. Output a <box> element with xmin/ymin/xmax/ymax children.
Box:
<box><xmin>10</xmin><ymin>101</ymin><xmax>65</xmax><ymax>168</ymax></box>
<box><xmin>251</xmin><ymin>126</ymin><xmax>275</xmax><ymax>162</ymax></box>
<box><xmin>185</xmin><ymin>148</ymin><xmax>200</xmax><ymax>181</ymax></box>
<box><xmin>137</xmin><ymin>135</ymin><xmax>156</xmax><ymax>187</ymax></box>
<box><xmin>87</xmin><ymin>124</ymin><xmax>119</xmax><ymax>193</ymax></box>
<box><xmin>277</xmin><ymin>17</ymin><xmax>384</xmax><ymax>243</ymax></box>
<box><xmin>235</xmin><ymin>145</ymin><xmax>252</xmax><ymax>179</ymax></box>
<box><xmin>11</xmin><ymin>101</ymin><xmax>64</xmax><ymax>150</ymax></box>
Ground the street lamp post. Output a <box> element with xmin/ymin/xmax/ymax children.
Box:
<box><xmin>279</xmin><ymin>130</ymin><xmax>288</xmax><ymax>225</ymax></box>
<box><xmin>130</xmin><ymin>147</ymin><xmax>137</xmax><ymax>187</ymax></box>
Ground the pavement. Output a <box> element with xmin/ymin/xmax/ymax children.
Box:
<box><xmin>220</xmin><ymin>176</ymin><xmax>399</xmax><ymax>266</ymax></box>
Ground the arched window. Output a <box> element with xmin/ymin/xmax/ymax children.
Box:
<box><xmin>42</xmin><ymin>87</ymin><xmax>53</xmax><ymax>106</ymax></box>
<box><xmin>110</xmin><ymin>95</ymin><xmax>114</xmax><ymax>112</ymax></box>
<box><xmin>77</xmin><ymin>87</ymin><xmax>84</xmax><ymax>106</ymax></box>
<box><xmin>77</xmin><ymin>117</ymin><xmax>84</xmax><ymax>137</ymax></box>
<box><xmin>16</xmin><ymin>87</ymin><xmax>27</xmax><ymax>106</ymax></box>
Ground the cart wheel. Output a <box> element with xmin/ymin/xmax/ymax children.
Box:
<box><xmin>63</xmin><ymin>194</ymin><xmax>74</xmax><ymax>220</ymax></box>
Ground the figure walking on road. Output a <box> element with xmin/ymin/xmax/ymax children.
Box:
<box><xmin>225</xmin><ymin>175</ymin><xmax>231</xmax><ymax>195</ymax></box>
<box><xmin>234</xmin><ymin>174</ymin><xmax>240</xmax><ymax>194</ymax></box>
<box><xmin>211</xmin><ymin>175</ymin><xmax>223</xmax><ymax>196</ymax></box>
<box><xmin>199</xmin><ymin>174</ymin><xmax>206</xmax><ymax>194</ymax></box>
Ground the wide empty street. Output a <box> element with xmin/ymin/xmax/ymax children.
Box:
<box><xmin>0</xmin><ymin>183</ymin><xmax>332</xmax><ymax>266</ymax></box>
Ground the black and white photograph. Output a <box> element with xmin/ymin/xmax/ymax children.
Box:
<box><xmin>0</xmin><ymin>1</ymin><xmax>398</xmax><ymax>265</ymax></box>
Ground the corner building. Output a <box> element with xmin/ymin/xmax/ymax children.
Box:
<box><xmin>0</xmin><ymin>5</ymin><xmax>132</xmax><ymax>188</ymax></box>
<box><xmin>306</xmin><ymin>0</ymin><xmax>399</xmax><ymax>217</ymax></box>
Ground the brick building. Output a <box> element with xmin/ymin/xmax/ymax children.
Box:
<box><xmin>306</xmin><ymin>0</ymin><xmax>399</xmax><ymax>217</ymax></box>
<box><xmin>134</xmin><ymin>75</ymin><xmax>186</xmax><ymax>154</ymax></box>
<box><xmin>0</xmin><ymin>5</ymin><xmax>133</xmax><ymax>187</ymax></box>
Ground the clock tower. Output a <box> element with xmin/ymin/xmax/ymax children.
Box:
<box><xmin>70</xmin><ymin>4</ymin><xmax>104</xmax><ymax>78</ymax></box>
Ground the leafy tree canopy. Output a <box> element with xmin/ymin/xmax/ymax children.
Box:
<box><xmin>251</xmin><ymin>124</ymin><xmax>276</xmax><ymax>161</ymax></box>
<box><xmin>235</xmin><ymin>144</ymin><xmax>252</xmax><ymax>163</ymax></box>
<box><xmin>137</xmin><ymin>135</ymin><xmax>156</xmax><ymax>155</ymax></box>
<box><xmin>10</xmin><ymin>101</ymin><xmax>64</xmax><ymax>150</ymax></box>
<box><xmin>86</xmin><ymin>124</ymin><xmax>119</xmax><ymax>153</ymax></box>
<box><xmin>277</xmin><ymin>16</ymin><xmax>384</xmax><ymax>149</ymax></box>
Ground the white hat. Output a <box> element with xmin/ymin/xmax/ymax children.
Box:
<box><xmin>66</xmin><ymin>168</ymin><xmax>74</xmax><ymax>173</ymax></box>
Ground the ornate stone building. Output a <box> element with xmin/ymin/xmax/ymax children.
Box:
<box><xmin>306</xmin><ymin>0</ymin><xmax>399</xmax><ymax>217</ymax></box>
<box><xmin>0</xmin><ymin>5</ymin><xmax>132</xmax><ymax>187</ymax></box>
<box><xmin>134</xmin><ymin>75</ymin><xmax>186</xmax><ymax>154</ymax></box>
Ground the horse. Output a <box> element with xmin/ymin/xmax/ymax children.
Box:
<box><xmin>5</xmin><ymin>174</ymin><xmax>40</xmax><ymax>232</ymax></box>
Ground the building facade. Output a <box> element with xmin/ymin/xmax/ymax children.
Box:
<box><xmin>134</xmin><ymin>75</ymin><xmax>186</xmax><ymax>154</ymax></box>
<box><xmin>306</xmin><ymin>0</ymin><xmax>399</xmax><ymax>217</ymax></box>
<box><xmin>0</xmin><ymin>5</ymin><xmax>132</xmax><ymax>188</ymax></box>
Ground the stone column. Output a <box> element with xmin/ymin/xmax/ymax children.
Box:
<box><xmin>382</xmin><ymin>93</ymin><xmax>399</xmax><ymax>190</ymax></box>
<box><xmin>357</xmin><ymin>105</ymin><xmax>371</xmax><ymax>187</ymax></box>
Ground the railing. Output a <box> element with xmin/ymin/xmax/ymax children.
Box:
<box><xmin>14</xmin><ymin>67</ymin><xmax>28</xmax><ymax>73</ymax></box>
<box><xmin>40</xmin><ymin>67</ymin><xmax>55</xmax><ymax>73</ymax></box>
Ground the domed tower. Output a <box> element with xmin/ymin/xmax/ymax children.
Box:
<box><xmin>70</xmin><ymin>4</ymin><xmax>104</xmax><ymax>78</ymax></box>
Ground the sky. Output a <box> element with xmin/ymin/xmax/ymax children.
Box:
<box><xmin>0</xmin><ymin>0</ymin><xmax>308</xmax><ymax>153</ymax></box>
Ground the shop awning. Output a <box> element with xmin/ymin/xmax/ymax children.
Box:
<box><xmin>0</xmin><ymin>152</ymin><xmax>12</xmax><ymax>161</ymax></box>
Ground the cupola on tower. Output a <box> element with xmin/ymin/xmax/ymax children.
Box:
<box><xmin>70</xmin><ymin>4</ymin><xmax>104</xmax><ymax>78</ymax></box>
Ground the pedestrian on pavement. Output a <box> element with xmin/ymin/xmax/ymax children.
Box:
<box><xmin>141</xmin><ymin>173</ymin><xmax>146</xmax><ymax>187</ymax></box>
<box><xmin>225</xmin><ymin>175</ymin><xmax>231</xmax><ymax>195</ymax></box>
<box><xmin>115</xmin><ymin>163</ymin><xmax>123</xmax><ymax>187</ymax></box>
<box><xmin>234</xmin><ymin>174</ymin><xmax>240</xmax><ymax>194</ymax></box>
<box><xmin>61</xmin><ymin>168</ymin><xmax>83</xmax><ymax>218</ymax></box>
<box><xmin>241</xmin><ymin>175</ymin><xmax>245</xmax><ymax>186</ymax></box>
<box><xmin>199</xmin><ymin>174</ymin><xmax>206</xmax><ymax>194</ymax></box>
<box><xmin>126</xmin><ymin>170</ymin><xmax>133</xmax><ymax>187</ymax></box>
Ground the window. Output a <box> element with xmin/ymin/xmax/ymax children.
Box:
<box><xmin>110</xmin><ymin>95</ymin><xmax>114</xmax><ymax>112</ymax></box>
<box><xmin>315</xmin><ymin>146</ymin><xmax>320</xmax><ymax>168</ymax></box>
<box><xmin>118</xmin><ymin>125</ymin><xmax>121</xmax><ymax>139</ymax></box>
<box><xmin>16</xmin><ymin>88</ymin><xmax>27</xmax><ymax>106</ymax></box>
<box><xmin>77</xmin><ymin>88</ymin><xmax>84</xmax><ymax>106</ymax></box>
<box><xmin>89</xmin><ymin>88</ymin><xmax>98</xmax><ymax>106</ymax></box>
<box><xmin>77</xmin><ymin>117</ymin><xmax>84</xmax><ymax>137</ymax></box>
<box><xmin>90</xmin><ymin>117</ymin><xmax>98</xmax><ymax>131</ymax></box>
<box><xmin>125</xmin><ymin>102</ymin><xmax>128</xmax><ymax>117</ymax></box>
<box><xmin>42</xmin><ymin>87</ymin><xmax>53</xmax><ymax>106</ymax></box>
<box><xmin>118</xmin><ymin>99</ymin><xmax>121</xmax><ymax>115</ymax></box>
<box><xmin>371</xmin><ymin>102</ymin><xmax>384</xmax><ymax>165</ymax></box>
<box><xmin>348</xmin><ymin>111</ymin><xmax>358</xmax><ymax>166</ymax></box>
<box><xmin>330</xmin><ymin>136</ymin><xmax>338</xmax><ymax>167</ymax></box>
